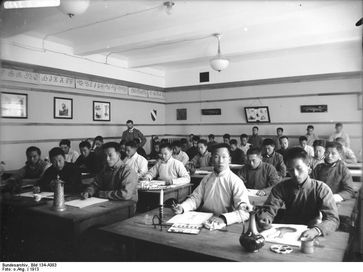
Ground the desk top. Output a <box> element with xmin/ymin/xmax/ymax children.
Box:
<box><xmin>100</xmin><ymin>208</ymin><xmax>349</xmax><ymax>262</ymax></box>
<box><xmin>346</xmin><ymin>163</ymin><xmax>363</xmax><ymax>169</ymax></box>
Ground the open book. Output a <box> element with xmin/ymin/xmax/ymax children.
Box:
<box><xmin>167</xmin><ymin>211</ymin><xmax>213</xmax><ymax>235</ymax></box>
<box><xmin>260</xmin><ymin>223</ymin><xmax>308</xmax><ymax>247</ymax></box>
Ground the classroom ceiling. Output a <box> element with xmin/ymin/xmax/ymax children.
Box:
<box><xmin>0</xmin><ymin>0</ymin><xmax>362</xmax><ymax>72</ymax></box>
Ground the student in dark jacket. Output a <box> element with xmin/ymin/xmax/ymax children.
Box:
<box><xmin>186</xmin><ymin>136</ymin><xmax>199</xmax><ymax>159</ymax></box>
<box><xmin>257</xmin><ymin>147</ymin><xmax>339</xmax><ymax>240</ymax></box>
<box><xmin>229</xmin><ymin>139</ymin><xmax>246</xmax><ymax>165</ymax></box>
<box><xmin>248</xmin><ymin>126</ymin><xmax>263</xmax><ymax>148</ymax></box>
<box><xmin>262</xmin><ymin>138</ymin><xmax>287</xmax><ymax>179</ymax></box>
<box><xmin>75</xmin><ymin>140</ymin><xmax>102</xmax><ymax>174</ymax></box>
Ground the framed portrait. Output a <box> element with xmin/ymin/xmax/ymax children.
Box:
<box><xmin>244</xmin><ymin>106</ymin><xmax>271</xmax><ymax>123</ymax></box>
<box><xmin>54</xmin><ymin>97</ymin><xmax>73</xmax><ymax>119</ymax></box>
<box><xmin>1</xmin><ymin>92</ymin><xmax>28</xmax><ymax>118</ymax></box>
<box><xmin>176</xmin><ymin>108</ymin><xmax>187</xmax><ymax>120</ymax></box>
<box><xmin>93</xmin><ymin>101</ymin><xmax>111</xmax><ymax>121</ymax></box>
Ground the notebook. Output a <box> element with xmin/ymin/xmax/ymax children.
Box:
<box><xmin>65</xmin><ymin>197</ymin><xmax>108</xmax><ymax>208</ymax></box>
<box><xmin>167</xmin><ymin>211</ymin><xmax>213</xmax><ymax>234</ymax></box>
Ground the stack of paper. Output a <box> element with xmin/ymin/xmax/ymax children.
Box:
<box><xmin>65</xmin><ymin>197</ymin><xmax>108</xmax><ymax>208</ymax></box>
<box><xmin>18</xmin><ymin>191</ymin><xmax>54</xmax><ymax>199</ymax></box>
<box><xmin>167</xmin><ymin>211</ymin><xmax>214</xmax><ymax>235</ymax></box>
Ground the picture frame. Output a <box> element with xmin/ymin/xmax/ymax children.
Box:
<box><xmin>244</xmin><ymin>106</ymin><xmax>271</xmax><ymax>123</ymax></box>
<box><xmin>176</xmin><ymin>108</ymin><xmax>187</xmax><ymax>120</ymax></box>
<box><xmin>1</xmin><ymin>92</ymin><xmax>28</xmax><ymax>118</ymax></box>
<box><xmin>93</xmin><ymin>101</ymin><xmax>111</xmax><ymax>121</ymax></box>
<box><xmin>54</xmin><ymin>97</ymin><xmax>73</xmax><ymax>119</ymax></box>
<box><xmin>300</xmin><ymin>105</ymin><xmax>328</xmax><ymax>113</ymax></box>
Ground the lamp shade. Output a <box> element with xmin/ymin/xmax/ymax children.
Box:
<box><xmin>59</xmin><ymin>0</ymin><xmax>90</xmax><ymax>16</ymax></box>
<box><xmin>210</xmin><ymin>56</ymin><xmax>230</xmax><ymax>72</ymax></box>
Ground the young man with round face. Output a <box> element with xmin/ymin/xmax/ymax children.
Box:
<box><xmin>207</xmin><ymin>134</ymin><xmax>217</xmax><ymax>152</ymax></box>
<box><xmin>276</xmin><ymin>136</ymin><xmax>289</xmax><ymax>163</ymax></box>
<box><xmin>312</xmin><ymin>142</ymin><xmax>355</xmax><ymax>202</ymax></box>
<box><xmin>123</xmin><ymin>140</ymin><xmax>148</xmax><ymax>178</ymax></box>
<box><xmin>93</xmin><ymin>136</ymin><xmax>103</xmax><ymax>151</ymax></box>
<box><xmin>190</xmin><ymin>139</ymin><xmax>212</xmax><ymax>168</ymax></box>
<box><xmin>223</xmin><ymin>134</ymin><xmax>231</xmax><ymax>145</ymax></box>
<box><xmin>272</xmin><ymin>127</ymin><xmax>284</xmax><ymax>150</ymax></box>
<box><xmin>310</xmin><ymin>140</ymin><xmax>326</xmax><ymax>170</ymax></box>
<box><xmin>299</xmin><ymin>136</ymin><xmax>314</xmax><ymax>158</ymax></box>
<box><xmin>171</xmin><ymin>141</ymin><xmax>189</xmax><ymax>166</ymax></box>
<box><xmin>256</xmin><ymin>147</ymin><xmax>339</xmax><ymax>240</ymax></box>
<box><xmin>239</xmin><ymin>134</ymin><xmax>251</xmax><ymax>154</ymax></box>
<box><xmin>238</xmin><ymin>147</ymin><xmax>280</xmax><ymax>196</ymax></box>
<box><xmin>328</xmin><ymin>122</ymin><xmax>351</xmax><ymax>148</ymax></box>
<box><xmin>82</xmin><ymin>142</ymin><xmax>138</xmax><ymax>202</ymax></box>
<box><xmin>262</xmin><ymin>138</ymin><xmax>287</xmax><ymax>179</ymax></box>
<box><xmin>173</xmin><ymin>143</ymin><xmax>252</xmax><ymax>225</ymax></box>
<box><xmin>143</xmin><ymin>143</ymin><xmax>190</xmax><ymax>186</ymax></box>
<box><xmin>186</xmin><ymin>136</ymin><xmax>199</xmax><ymax>159</ymax></box>
<box><xmin>248</xmin><ymin>126</ymin><xmax>263</xmax><ymax>149</ymax></box>
<box><xmin>229</xmin><ymin>139</ymin><xmax>245</xmax><ymax>165</ymax></box>
<box><xmin>121</xmin><ymin>120</ymin><xmax>146</xmax><ymax>147</ymax></box>
<box><xmin>335</xmin><ymin>137</ymin><xmax>357</xmax><ymax>164</ymax></box>
<box><xmin>306</xmin><ymin>125</ymin><xmax>319</xmax><ymax>146</ymax></box>
<box><xmin>75</xmin><ymin>140</ymin><xmax>102</xmax><ymax>174</ymax></box>
<box><xmin>148</xmin><ymin>141</ymin><xmax>162</xmax><ymax>160</ymax></box>
<box><xmin>59</xmin><ymin>139</ymin><xmax>80</xmax><ymax>163</ymax></box>
<box><xmin>37</xmin><ymin>147</ymin><xmax>82</xmax><ymax>194</ymax></box>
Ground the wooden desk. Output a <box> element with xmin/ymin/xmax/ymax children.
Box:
<box><xmin>137</xmin><ymin>183</ymin><xmax>193</xmax><ymax>212</ymax></box>
<box><xmin>0</xmin><ymin>194</ymin><xmax>135</xmax><ymax>261</ymax></box>
<box><xmin>99</xmin><ymin>207</ymin><xmax>350</xmax><ymax>262</ymax></box>
<box><xmin>349</xmin><ymin>169</ymin><xmax>362</xmax><ymax>181</ymax></box>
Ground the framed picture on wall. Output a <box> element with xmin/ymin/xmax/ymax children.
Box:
<box><xmin>244</xmin><ymin>106</ymin><xmax>270</xmax><ymax>123</ymax></box>
<box><xmin>176</xmin><ymin>108</ymin><xmax>187</xmax><ymax>120</ymax></box>
<box><xmin>54</xmin><ymin>97</ymin><xmax>73</xmax><ymax>119</ymax></box>
<box><xmin>1</xmin><ymin>92</ymin><xmax>28</xmax><ymax>118</ymax></box>
<box><xmin>93</xmin><ymin>101</ymin><xmax>111</xmax><ymax>121</ymax></box>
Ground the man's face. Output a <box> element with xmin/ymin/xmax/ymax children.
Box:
<box><xmin>60</xmin><ymin>144</ymin><xmax>70</xmax><ymax>154</ymax></box>
<box><xmin>314</xmin><ymin>146</ymin><xmax>325</xmax><ymax>160</ymax></box>
<box><xmin>212</xmin><ymin>147</ymin><xmax>231</xmax><ymax>173</ymax></box>
<box><xmin>120</xmin><ymin>144</ymin><xmax>126</xmax><ymax>153</ymax></box>
<box><xmin>223</xmin><ymin>138</ymin><xmax>230</xmax><ymax>144</ymax></box>
<box><xmin>105</xmin><ymin>147</ymin><xmax>120</xmax><ymax>168</ymax></box>
<box><xmin>300</xmin><ymin>140</ymin><xmax>307</xmax><ymax>148</ymax></box>
<box><xmin>325</xmin><ymin>147</ymin><xmax>341</xmax><ymax>164</ymax></box>
<box><xmin>277</xmin><ymin>129</ymin><xmax>283</xmax><ymax>136</ymax></box>
<box><xmin>247</xmin><ymin>154</ymin><xmax>262</xmax><ymax>169</ymax></box>
<box><xmin>335</xmin><ymin>125</ymin><xmax>342</xmax><ymax>133</ymax></box>
<box><xmin>197</xmin><ymin>143</ymin><xmax>207</xmax><ymax>155</ymax></box>
<box><xmin>287</xmin><ymin>158</ymin><xmax>309</xmax><ymax>184</ymax></box>
<box><xmin>307</xmin><ymin>128</ymin><xmax>313</xmax><ymax>135</ymax></box>
<box><xmin>80</xmin><ymin>146</ymin><xmax>91</xmax><ymax>158</ymax></box>
<box><xmin>265</xmin><ymin>145</ymin><xmax>274</xmax><ymax>155</ymax></box>
<box><xmin>94</xmin><ymin>140</ymin><xmax>103</xmax><ymax>149</ymax></box>
<box><xmin>51</xmin><ymin>154</ymin><xmax>65</xmax><ymax>171</ymax></box>
<box><xmin>230</xmin><ymin>144</ymin><xmax>237</xmax><ymax>151</ymax></box>
<box><xmin>189</xmin><ymin>135</ymin><xmax>194</xmax><ymax>141</ymax></box>
<box><xmin>160</xmin><ymin>147</ymin><xmax>172</xmax><ymax>162</ymax></box>
<box><xmin>208</xmin><ymin>137</ymin><xmax>214</xmax><ymax>142</ymax></box>
<box><xmin>252</xmin><ymin>128</ymin><xmax>258</xmax><ymax>135</ymax></box>
<box><xmin>241</xmin><ymin>137</ymin><xmax>248</xmax><ymax>145</ymax></box>
<box><xmin>127</xmin><ymin>122</ymin><xmax>133</xmax><ymax>130</ymax></box>
<box><xmin>280</xmin><ymin>138</ymin><xmax>289</xmax><ymax>149</ymax></box>
<box><xmin>125</xmin><ymin>146</ymin><xmax>137</xmax><ymax>158</ymax></box>
<box><xmin>27</xmin><ymin>151</ymin><xmax>40</xmax><ymax>166</ymax></box>
<box><xmin>154</xmin><ymin>145</ymin><xmax>160</xmax><ymax>153</ymax></box>
<box><xmin>192</xmin><ymin>140</ymin><xmax>198</xmax><ymax>147</ymax></box>
<box><xmin>172</xmin><ymin>146</ymin><xmax>181</xmax><ymax>155</ymax></box>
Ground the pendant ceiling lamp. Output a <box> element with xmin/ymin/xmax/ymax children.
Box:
<box><xmin>59</xmin><ymin>0</ymin><xmax>90</xmax><ymax>18</ymax></box>
<box><xmin>209</xmin><ymin>33</ymin><xmax>229</xmax><ymax>72</ymax></box>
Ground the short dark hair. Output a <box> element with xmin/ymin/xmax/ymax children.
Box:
<box><xmin>180</xmin><ymin>138</ymin><xmax>188</xmax><ymax>144</ymax></box>
<box><xmin>230</xmin><ymin>139</ymin><xmax>238</xmax><ymax>146</ymax></box>
<box><xmin>197</xmin><ymin>139</ymin><xmax>208</xmax><ymax>147</ymax></box>
<box><xmin>285</xmin><ymin>147</ymin><xmax>309</xmax><ymax>165</ymax></box>
<box><xmin>211</xmin><ymin>143</ymin><xmax>231</xmax><ymax>156</ymax></box>
<box><xmin>26</xmin><ymin>146</ymin><xmax>41</xmax><ymax>156</ymax></box>
<box><xmin>49</xmin><ymin>147</ymin><xmax>65</xmax><ymax>159</ymax></box>
<box><xmin>94</xmin><ymin>136</ymin><xmax>103</xmax><ymax>142</ymax></box>
<box><xmin>313</xmin><ymin>140</ymin><xmax>325</xmax><ymax>148</ymax></box>
<box><xmin>223</xmin><ymin>134</ymin><xmax>231</xmax><ymax>139</ymax></box>
<box><xmin>79</xmin><ymin>140</ymin><xmax>91</xmax><ymax>149</ymax></box>
<box><xmin>119</xmin><ymin>140</ymin><xmax>126</xmax><ymax>146</ymax></box>
<box><xmin>126</xmin><ymin>120</ymin><xmax>134</xmax><ymax>124</ymax></box>
<box><xmin>171</xmin><ymin>141</ymin><xmax>182</xmax><ymax>148</ymax></box>
<box><xmin>208</xmin><ymin>134</ymin><xmax>215</xmax><ymax>139</ymax></box>
<box><xmin>59</xmin><ymin>139</ymin><xmax>70</xmax><ymax>147</ymax></box>
<box><xmin>247</xmin><ymin>147</ymin><xmax>262</xmax><ymax>156</ymax></box>
<box><xmin>103</xmin><ymin>142</ymin><xmax>120</xmax><ymax>152</ymax></box>
<box><xmin>240</xmin><ymin>134</ymin><xmax>248</xmax><ymax>139</ymax></box>
<box><xmin>276</xmin><ymin>127</ymin><xmax>283</xmax><ymax>132</ymax></box>
<box><xmin>299</xmin><ymin>136</ymin><xmax>308</xmax><ymax>142</ymax></box>
<box><xmin>280</xmin><ymin>136</ymin><xmax>289</xmax><ymax>141</ymax></box>
<box><xmin>325</xmin><ymin>141</ymin><xmax>343</xmax><ymax>153</ymax></box>
<box><xmin>252</xmin><ymin>126</ymin><xmax>259</xmax><ymax>130</ymax></box>
<box><xmin>263</xmin><ymin>138</ymin><xmax>275</xmax><ymax>147</ymax></box>
<box><xmin>307</xmin><ymin>125</ymin><xmax>314</xmax><ymax>130</ymax></box>
<box><xmin>160</xmin><ymin>143</ymin><xmax>172</xmax><ymax>151</ymax></box>
<box><xmin>192</xmin><ymin>136</ymin><xmax>200</xmax><ymax>142</ymax></box>
<box><xmin>125</xmin><ymin>141</ymin><xmax>137</xmax><ymax>148</ymax></box>
<box><xmin>335</xmin><ymin>122</ymin><xmax>343</xmax><ymax>128</ymax></box>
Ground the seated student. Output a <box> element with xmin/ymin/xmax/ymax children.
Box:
<box><xmin>180</xmin><ymin>138</ymin><xmax>189</xmax><ymax>152</ymax></box>
<box><xmin>262</xmin><ymin>138</ymin><xmax>287</xmax><ymax>179</ymax></box>
<box><xmin>148</xmin><ymin>141</ymin><xmax>162</xmax><ymax>160</ymax></box>
<box><xmin>229</xmin><ymin>139</ymin><xmax>246</xmax><ymax>165</ymax></box>
<box><xmin>119</xmin><ymin>140</ymin><xmax>127</xmax><ymax>160</ymax></box>
<box><xmin>207</xmin><ymin>134</ymin><xmax>217</xmax><ymax>152</ymax></box>
<box><xmin>75</xmin><ymin>140</ymin><xmax>102</xmax><ymax>174</ymax></box>
<box><xmin>239</xmin><ymin>134</ymin><xmax>251</xmax><ymax>154</ymax></box>
<box><xmin>187</xmin><ymin>134</ymin><xmax>194</xmax><ymax>149</ymax></box>
<box><xmin>123</xmin><ymin>140</ymin><xmax>148</xmax><ymax>178</ymax></box>
<box><xmin>306</xmin><ymin>125</ymin><xmax>319</xmax><ymax>146</ymax></box>
<box><xmin>171</xmin><ymin>141</ymin><xmax>189</xmax><ymax>165</ymax></box>
<box><xmin>143</xmin><ymin>143</ymin><xmax>190</xmax><ymax>185</ymax></box>
<box><xmin>335</xmin><ymin>137</ymin><xmax>357</xmax><ymax>164</ymax></box>
<box><xmin>312</xmin><ymin>142</ymin><xmax>355</xmax><ymax>202</ymax></box>
<box><xmin>59</xmin><ymin>139</ymin><xmax>79</xmax><ymax>163</ymax></box>
<box><xmin>248</xmin><ymin>126</ymin><xmax>263</xmax><ymax>148</ymax></box>
<box><xmin>92</xmin><ymin>135</ymin><xmax>104</xmax><ymax>153</ymax></box>
<box><xmin>82</xmin><ymin>142</ymin><xmax>138</xmax><ymax>202</ymax></box>
<box><xmin>173</xmin><ymin>143</ymin><xmax>252</xmax><ymax>225</ymax></box>
<box><xmin>328</xmin><ymin>122</ymin><xmax>350</xmax><ymax>148</ymax></box>
<box><xmin>310</xmin><ymin>140</ymin><xmax>326</xmax><ymax>170</ymax></box>
<box><xmin>223</xmin><ymin>134</ymin><xmax>231</xmax><ymax>145</ymax></box>
<box><xmin>190</xmin><ymin>139</ymin><xmax>212</xmax><ymax>168</ymax></box>
<box><xmin>256</xmin><ymin>147</ymin><xmax>339</xmax><ymax>239</ymax></box>
<box><xmin>186</xmin><ymin>136</ymin><xmax>199</xmax><ymax>159</ymax></box>
<box><xmin>299</xmin><ymin>136</ymin><xmax>314</xmax><ymax>159</ymax></box>
<box><xmin>37</xmin><ymin>147</ymin><xmax>82</xmax><ymax>194</ymax></box>
<box><xmin>134</xmin><ymin>138</ymin><xmax>147</xmax><ymax>159</ymax></box>
<box><xmin>276</xmin><ymin>136</ymin><xmax>290</xmax><ymax>163</ymax></box>
<box><xmin>6</xmin><ymin>146</ymin><xmax>49</xmax><ymax>191</ymax></box>
<box><xmin>272</xmin><ymin>127</ymin><xmax>284</xmax><ymax>150</ymax></box>
<box><xmin>238</xmin><ymin>147</ymin><xmax>280</xmax><ymax>196</ymax></box>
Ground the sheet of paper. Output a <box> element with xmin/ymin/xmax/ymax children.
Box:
<box><xmin>247</xmin><ymin>189</ymin><xmax>260</xmax><ymax>196</ymax></box>
<box><xmin>260</xmin><ymin>223</ymin><xmax>308</xmax><ymax>247</ymax></box>
<box><xmin>167</xmin><ymin>211</ymin><xmax>213</xmax><ymax>225</ymax></box>
<box><xmin>65</xmin><ymin>197</ymin><xmax>108</xmax><ymax>208</ymax></box>
<box><xmin>18</xmin><ymin>191</ymin><xmax>54</xmax><ymax>199</ymax></box>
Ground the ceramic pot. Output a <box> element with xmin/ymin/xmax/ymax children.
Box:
<box><xmin>239</xmin><ymin>211</ymin><xmax>265</xmax><ymax>253</ymax></box>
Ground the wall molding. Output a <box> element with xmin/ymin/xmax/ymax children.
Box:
<box><xmin>0</xmin><ymin>122</ymin><xmax>165</xmax><ymax>127</ymax></box>
<box><xmin>163</xmin><ymin>121</ymin><xmax>362</xmax><ymax>126</ymax></box>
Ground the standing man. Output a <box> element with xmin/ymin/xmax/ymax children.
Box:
<box><xmin>306</xmin><ymin>125</ymin><xmax>319</xmax><ymax>146</ymax></box>
<box><xmin>248</xmin><ymin>126</ymin><xmax>263</xmax><ymax>149</ymax></box>
<box><xmin>328</xmin><ymin>122</ymin><xmax>350</xmax><ymax>148</ymax></box>
<box><xmin>121</xmin><ymin>120</ymin><xmax>146</xmax><ymax>147</ymax></box>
